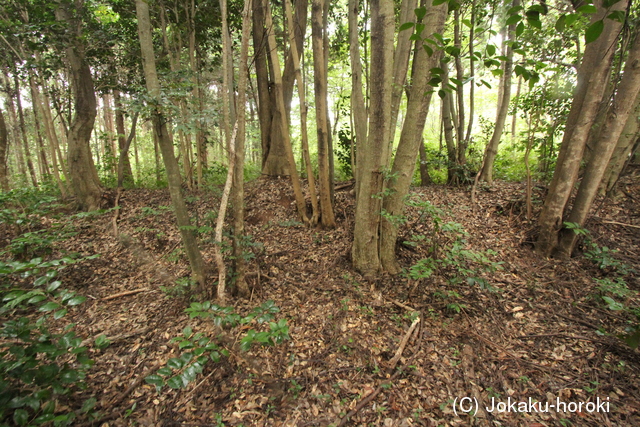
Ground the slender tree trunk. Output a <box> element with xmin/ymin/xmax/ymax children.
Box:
<box><xmin>556</xmin><ymin>29</ymin><xmax>640</xmax><ymax>257</ymax></box>
<box><xmin>603</xmin><ymin>90</ymin><xmax>640</xmax><ymax>192</ymax></box>
<box><xmin>478</xmin><ymin>0</ymin><xmax>520</xmax><ymax>184</ymax></box>
<box><xmin>0</xmin><ymin>106</ymin><xmax>9</xmax><ymax>191</ymax></box>
<box><xmin>55</xmin><ymin>1</ymin><xmax>103</xmax><ymax>211</ymax></box>
<box><xmin>312</xmin><ymin>0</ymin><xmax>336</xmax><ymax>228</ymax></box>
<box><xmin>114</xmin><ymin>90</ymin><xmax>135</xmax><ymax>187</ymax></box>
<box><xmin>379</xmin><ymin>1</ymin><xmax>448</xmax><ymax>273</ymax></box>
<box><xmin>232</xmin><ymin>0</ymin><xmax>253</xmax><ymax>299</ymax></box>
<box><xmin>29</xmin><ymin>73</ymin><xmax>67</xmax><ymax>196</ymax></box>
<box><xmin>135</xmin><ymin>0</ymin><xmax>206</xmax><ymax>290</ymax></box>
<box><xmin>285</xmin><ymin>0</ymin><xmax>319</xmax><ymax>225</ymax></box>
<box><xmin>349</xmin><ymin>0</ymin><xmax>368</xmax><ymax>198</ymax></box>
<box><xmin>352</xmin><ymin>0</ymin><xmax>395</xmax><ymax>276</ymax></box>
<box><xmin>12</xmin><ymin>74</ymin><xmax>38</xmax><ymax>187</ymax></box>
<box><xmin>263</xmin><ymin>0</ymin><xmax>310</xmax><ymax>224</ymax></box>
<box><xmin>388</xmin><ymin>0</ymin><xmax>418</xmax><ymax>150</ymax></box>
<box><xmin>536</xmin><ymin>0</ymin><xmax>628</xmax><ymax>257</ymax></box>
<box><xmin>2</xmin><ymin>83</ymin><xmax>28</xmax><ymax>183</ymax></box>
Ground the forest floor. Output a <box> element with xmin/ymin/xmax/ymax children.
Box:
<box><xmin>2</xmin><ymin>169</ymin><xmax>640</xmax><ymax>427</ymax></box>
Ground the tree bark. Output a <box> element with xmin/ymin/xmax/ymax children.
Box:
<box><xmin>478</xmin><ymin>0</ymin><xmax>520</xmax><ymax>184</ymax></box>
<box><xmin>536</xmin><ymin>0</ymin><xmax>628</xmax><ymax>257</ymax></box>
<box><xmin>603</xmin><ymin>90</ymin><xmax>640</xmax><ymax>193</ymax></box>
<box><xmin>0</xmin><ymin>106</ymin><xmax>8</xmax><ymax>191</ymax></box>
<box><xmin>55</xmin><ymin>1</ymin><xmax>103</xmax><ymax>210</ymax></box>
<box><xmin>348</xmin><ymin>0</ymin><xmax>368</xmax><ymax>198</ymax></box>
<box><xmin>232</xmin><ymin>0</ymin><xmax>253</xmax><ymax>299</ymax></box>
<box><xmin>114</xmin><ymin>90</ymin><xmax>135</xmax><ymax>187</ymax></box>
<box><xmin>352</xmin><ymin>0</ymin><xmax>395</xmax><ymax>276</ymax></box>
<box><xmin>135</xmin><ymin>0</ymin><xmax>206</xmax><ymax>290</ymax></box>
<box><xmin>379</xmin><ymin>1</ymin><xmax>448</xmax><ymax>273</ymax></box>
<box><xmin>312</xmin><ymin>0</ymin><xmax>336</xmax><ymax>228</ymax></box>
<box><xmin>263</xmin><ymin>0</ymin><xmax>310</xmax><ymax>224</ymax></box>
<box><xmin>12</xmin><ymin>74</ymin><xmax>39</xmax><ymax>187</ymax></box>
<box><xmin>556</xmin><ymin>28</ymin><xmax>640</xmax><ymax>257</ymax></box>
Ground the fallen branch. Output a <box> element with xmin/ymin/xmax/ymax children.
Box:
<box><xmin>387</xmin><ymin>315</ymin><xmax>420</xmax><ymax>372</ymax></box>
<box><xmin>102</xmin><ymin>288</ymin><xmax>149</xmax><ymax>301</ymax></box>
<box><xmin>601</xmin><ymin>220</ymin><xmax>640</xmax><ymax>229</ymax></box>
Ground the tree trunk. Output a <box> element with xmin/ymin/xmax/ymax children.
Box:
<box><xmin>231</xmin><ymin>0</ymin><xmax>253</xmax><ymax>299</ymax></box>
<box><xmin>352</xmin><ymin>0</ymin><xmax>395</xmax><ymax>277</ymax></box>
<box><xmin>379</xmin><ymin>1</ymin><xmax>448</xmax><ymax>273</ymax></box>
<box><xmin>348</xmin><ymin>0</ymin><xmax>368</xmax><ymax>198</ymax></box>
<box><xmin>603</xmin><ymin>90</ymin><xmax>640</xmax><ymax>192</ymax></box>
<box><xmin>0</xmin><ymin>106</ymin><xmax>9</xmax><ymax>191</ymax></box>
<box><xmin>12</xmin><ymin>74</ymin><xmax>39</xmax><ymax>187</ymax></box>
<box><xmin>263</xmin><ymin>0</ymin><xmax>310</xmax><ymax>224</ymax></box>
<box><xmin>55</xmin><ymin>1</ymin><xmax>103</xmax><ymax>211</ymax></box>
<box><xmin>536</xmin><ymin>0</ymin><xmax>628</xmax><ymax>257</ymax></box>
<box><xmin>135</xmin><ymin>0</ymin><xmax>206</xmax><ymax>290</ymax></box>
<box><xmin>478</xmin><ymin>0</ymin><xmax>520</xmax><ymax>184</ymax></box>
<box><xmin>312</xmin><ymin>0</ymin><xmax>336</xmax><ymax>228</ymax></box>
<box><xmin>29</xmin><ymin>73</ymin><xmax>67</xmax><ymax>196</ymax></box>
<box><xmin>285</xmin><ymin>0</ymin><xmax>319</xmax><ymax>225</ymax></box>
<box><xmin>114</xmin><ymin>90</ymin><xmax>135</xmax><ymax>187</ymax></box>
<box><xmin>556</xmin><ymin>28</ymin><xmax>640</xmax><ymax>257</ymax></box>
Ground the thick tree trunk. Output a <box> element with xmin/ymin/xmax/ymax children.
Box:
<box><xmin>352</xmin><ymin>0</ymin><xmax>395</xmax><ymax>277</ymax></box>
<box><xmin>56</xmin><ymin>2</ymin><xmax>103</xmax><ymax>211</ymax></box>
<box><xmin>312</xmin><ymin>0</ymin><xmax>336</xmax><ymax>228</ymax></box>
<box><xmin>556</xmin><ymin>29</ymin><xmax>640</xmax><ymax>257</ymax></box>
<box><xmin>135</xmin><ymin>0</ymin><xmax>206</xmax><ymax>290</ymax></box>
<box><xmin>536</xmin><ymin>0</ymin><xmax>627</xmax><ymax>257</ymax></box>
<box><xmin>379</xmin><ymin>1</ymin><xmax>448</xmax><ymax>273</ymax></box>
<box><xmin>478</xmin><ymin>0</ymin><xmax>520</xmax><ymax>184</ymax></box>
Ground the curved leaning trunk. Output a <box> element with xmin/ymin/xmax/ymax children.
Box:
<box><xmin>55</xmin><ymin>2</ymin><xmax>103</xmax><ymax>211</ymax></box>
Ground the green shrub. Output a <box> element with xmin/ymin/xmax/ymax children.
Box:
<box><xmin>0</xmin><ymin>255</ymin><xmax>100</xmax><ymax>426</ymax></box>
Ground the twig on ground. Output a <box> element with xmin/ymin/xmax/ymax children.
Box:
<box><xmin>387</xmin><ymin>315</ymin><xmax>420</xmax><ymax>372</ymax></box>
<box><xmin>102</xmin><ymin>288</ymin><xmax>149</xmax><ymax>301</ymax></box>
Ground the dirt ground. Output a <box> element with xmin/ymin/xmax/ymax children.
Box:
<box><xmin>4</xmin><ymin>170</ymin><xmax>640</xmax><ymax>426</ymax></box>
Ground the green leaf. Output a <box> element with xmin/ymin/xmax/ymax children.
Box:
<box><xmin>13</xmin><ymin>409</ymin><xmax>29</xmax><ymax>426</ymax></box>
<box><xmin>54</xmin><ymin>309</ymin><xmax>68</xmax><ymax>319</ymax></box>
<box><xmin>506</xmin><ymin>14</ymin><xmax>521</xmax><ymax>26</ymax></box>
<box><xmin>576</xmin><ymin>4</ymin><xmax>597</xmax><ymax>14</ymax></box>
<box><xmin>486</xmin><ymin>44</ymin><xmax>496</xmax><ymax>56</ymax></box>
<box><xmin>399</xmin><ymin>22</ymin><xmax>414</xmax><ymax>32</ymax></box>
<box><xmin>167</xmin><ymin>358</ymin><xmax>184</xmax><ymax>369</ymax></box>
<box><xmin>516</xmin><ymin>22</ymin><xmax>525</xmax><ymax>37</ymax></box>
<box><xmin>607</xmin><ymin>10</ymin><xmax>626</xmax><ymax>23</ymax></box>
<box><xmin>183</xmin><ymin>326</ymin><xmax>193</xmax><ymax>339</ymax></box>
<box><xmin>167</xmin><ymin>375</ymin><xmax>186</xmax><ymax>389</ymax></box>
<box><xmin>432</xmin><ymin>0</ymin><xmax>447</xmax><ymax>5</ymax></box>
<box><xmin>145</xmin><ymin>374</ymin><xmax>165</xmax><ymax>387</ymax></box>
<box><xmin>158</xmin><ymin>367</ymin><xmax>173</xmax><ymax>376</ymax></box>
<box><xmin>585</xmin><ymin>20</ymin><xmax>604</xmax><ymax>44</ymax></box>
<box><xmin>47</xmin><ymin>281</ymin><xmax>62</xmax><ymax>292</ymax></box>
<box><xmin>94</xmin><ymin>334</ymin><xmax>111</xmax><ymax>349</ymax></box>
<box><xmin>67</xmin><ymin>296</ymin><xmax>86</xmax><ymax>306</ymax></box>
<box><xmin>555</xmin><ymin>14</ymin><xmax>566</xmax><ymax>32</ymax></box>
<box><xmin>414</xmin><ymin>7</ymin><xmax>426</xmax><ymax>21</ymax></box>
<box><xmin>39</xmin><ymin>301</ymin><xmax>61</xmax><ymax>312</ymax></box>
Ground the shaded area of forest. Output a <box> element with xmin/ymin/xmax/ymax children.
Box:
<box><xmin>2</xmin><ymin>172</ymin><xmax>639</xmax><ymax>426</ymax></box>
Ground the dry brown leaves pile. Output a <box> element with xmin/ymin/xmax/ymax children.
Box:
<box><xmin>14</xmin><ymin>171</ymin><xmax>640</xmax><ymax>426</ymax></box>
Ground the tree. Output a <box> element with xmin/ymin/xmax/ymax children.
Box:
<box><xmin>135</xmin><ymin>0</ymin><xmax>206</xmax><ymax>290</ymax></box>
<box><xmin>478</xmin><ymin>0</ymin><xmax>520</xmax><ymax>184</ymax></box>
<box><xmin>352</xmin><ymin>0</ymin><xmax>395</xmax><ymax>276</ymax></box>
<box><xmin>555</xmin><ymin>27</ymin><xmax>640</xmax><ymax>257</ymax></box>
<box><xmin>536</xmin><ymin>0</ymin><xmax>629</xmax><ymax>257</ymax></box>
<box><xmin>55</xmin><ymin>0</ymin><xmax>103</xmax><ymax>211</ymax></box>
<box><xmin>379</xmin><ymin>1</ymin><xmax>449</xmax><ymax>273</ymax></box>
<box><xmin>0</xmin><ymin>105</ymin><xmax>8</xmax><ymax>191</ymax></box>
<box><xmin>311</xmin><ymin>0</ymin><xmax>336</xmax><ymax>228</ymax></box>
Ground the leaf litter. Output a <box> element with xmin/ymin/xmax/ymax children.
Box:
<box><xmin>4</xmin><ymin>173</ymin><xmax>640</xmax><ymax>427</ymax></box>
